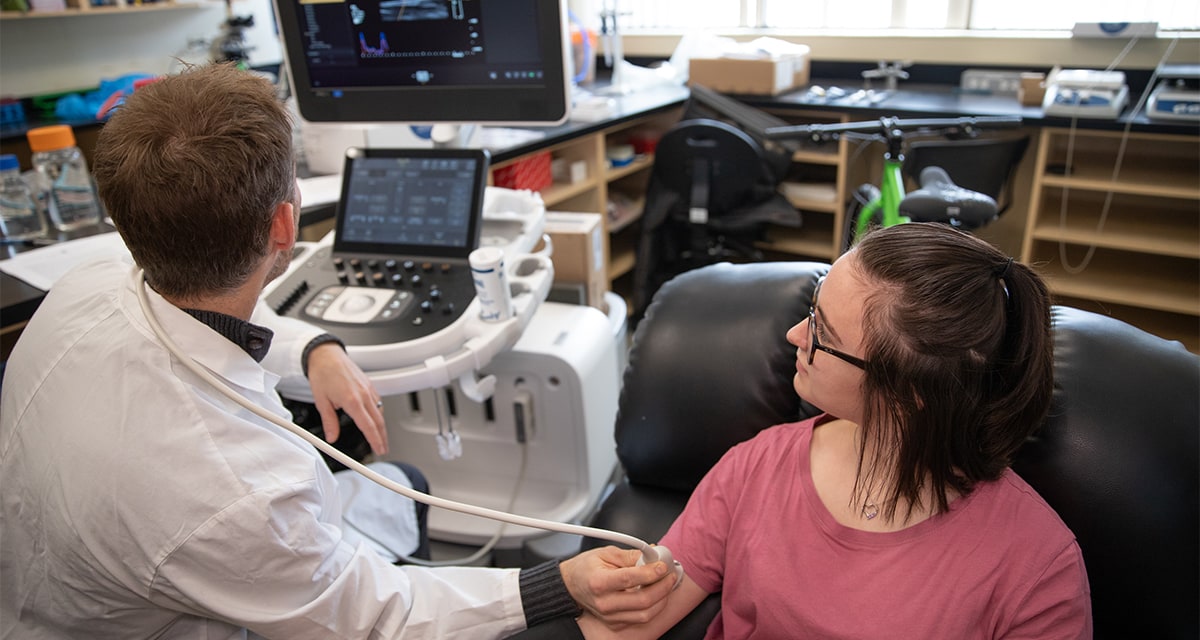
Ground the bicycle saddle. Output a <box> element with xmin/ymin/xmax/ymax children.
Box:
<box><xmin>899</xmin><ymin>166</ymin><xmax>998</xmax><ymax>230</ymax></box>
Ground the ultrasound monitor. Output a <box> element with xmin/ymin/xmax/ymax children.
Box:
<box><xmin>273</xmin><ymin>0</ymin><xmax>570</xmax><ymax>125</ymax></box>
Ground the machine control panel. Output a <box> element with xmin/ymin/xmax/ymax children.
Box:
<box><xmin>266</xmin><ymin>147</ymin><xmax>489</xmax><ymax>346</ymax></box>
<box><xmin>268</xmin><ymin>247</ymin><xmax>479</xmax><ymax>344</ymax></box>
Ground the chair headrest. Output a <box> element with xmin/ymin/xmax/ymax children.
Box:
<box><xmin>1014</xmin><ymin>306</ymin><xmax>1199</xmax><ymax>638</ymax></box>
<box><xmin>615</xmin><ymin>261</ymin><xmax>828</xmax><ymax>491</ymax></box>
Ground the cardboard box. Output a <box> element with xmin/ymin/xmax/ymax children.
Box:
<box><xmin>688</xmin><ymin>55</ymin><xmax>810</xmax><ymax>95</ymax></box>
<box><xmin>543</xmin><ymin>212</ymin><xmax>608</xmax><ymax>311</ymax></box>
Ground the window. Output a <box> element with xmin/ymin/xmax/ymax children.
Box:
<box><xmin>573</xmin><ymin>0</ymin><xmax>1198</xmax><ymax>32</ymax></box>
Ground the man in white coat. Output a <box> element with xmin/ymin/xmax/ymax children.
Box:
<box><xmin>0</xmin><ymin>62</ymin><xmax>675</xmax><ymax>640</ymax></box>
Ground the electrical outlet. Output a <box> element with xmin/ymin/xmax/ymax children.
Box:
<box><xmin>960</xmin><ymin>69</ymin><xmax>1024</xmax><ymax>97</ymax></box>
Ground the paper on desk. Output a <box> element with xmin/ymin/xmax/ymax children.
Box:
<box><xmin>0</xmin><ymin>232</ymin><xmax>133</xmax><ymax>292</ymax></box>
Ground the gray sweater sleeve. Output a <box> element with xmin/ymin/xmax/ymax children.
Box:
<box><xmin>518</xmin><ymin>559</ymin><xmax>583</xmax><ymax>627</ymax></box>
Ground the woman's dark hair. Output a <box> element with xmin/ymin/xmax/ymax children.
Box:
<box><xmin>850</xmin><ymin>223</ymin><xmax>1053</xmax><ymax>522</ymax></box>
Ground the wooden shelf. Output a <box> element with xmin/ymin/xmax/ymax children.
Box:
<box><xmin>1030</xmin><ymin>242</ymin><xmax>1199</xmax><ymax>316</ymax></box>
<box><xmin>1040</xmin><ymin>172</ymin><xmax>1200</xmax><ymax>201</ymax></box>
<box><xmin>1040</xmin><ymin>129</ymin><xmax>1200</xmax><ymax>200</ymax></box>
<box><xmin>767</xmin><ymin>109</ymin><xmax>851</xmax><ymax>260</ymax></box>
<box><xmin>541</xmin><ymin>180</ymin><xmax>596</xmax><ymax>209</ymax></box>
<box><xmin>791</xmin><ymin>149</ymin><xmax>841</xmax><ymax>166</ymax></box>
<box><xmin>1</xmin><ymin>0</ymin><xmax>211</xmax><ymax>19</ymax></box>
<box><xmin>609</xmin><ymin>233</ymin><xmax>637</xmax><ymax>279</ymax></box>
<box><xmin>1031</xmin><ymin>191</ymin><xmax>1199</xmax><ymax>260</ymax></box>
<box><xmin>1023</xmin><ymin>127</ymin><xmax>1199</xmax><ymax>351</ymax></box>
<box><xmin>606</xmin><ymin>155</ymin><xmax>653</xmax><ymax>181</ymax></box>
<box><xmin>759</xmin><ymin>217</ymin><xmax>837</xmax><ymax>261</ymax></box>
<box><xmin>608</xmin><ymin>209</ymin><xmax>642</xmax><ymax>234</ymax></box>
<box><xmin>782</xmin><ymin>191</ymin><xmax>839</xmax><ymax>214</ymax></box>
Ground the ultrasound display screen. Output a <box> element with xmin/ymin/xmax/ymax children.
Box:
<box><xmin>274</xmin><ymin>0</ymin><xmax>569</xmax><ymax>125</ymax></box>
<box><xmin>333</xmin><ymin>148</ymin><xmax>489</xmax><ymax>258</ymax></box>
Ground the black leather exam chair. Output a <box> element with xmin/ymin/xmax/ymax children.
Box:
<box><xmin>584</xmin><ymin>261</ymin><xmax>1199</xmax><ymax>639</ymax></box>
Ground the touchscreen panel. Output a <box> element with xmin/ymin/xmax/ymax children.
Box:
<box><xmin>333</xmin><ymin>148</ymin><xmax>490</xmax><ymax>259</ymax></box>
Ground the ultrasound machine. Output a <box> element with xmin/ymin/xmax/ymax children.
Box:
<box><xmin>266</xmin><ymin>0</ymin><xmax>625</xmax><ymax>555</ymax></box>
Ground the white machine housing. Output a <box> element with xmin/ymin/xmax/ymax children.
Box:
<box><xmin>1146</xmin><ymin>65</ymin><xmax>1200</xmax><ymax>122</ymax></box>
<box><xmin>267</xmin><ymin>182</ymin><xmax>624</xmax><ymax>548</ymax></box>
<box><xmin>380</xmin><ymin>301</ymin><xmax>622</xmax><ymax>547</ymax></box>
<box><xmin>1043</xmin><ymin>69</ymin><xmax>1130</xmax><ymax>119</ymax></box>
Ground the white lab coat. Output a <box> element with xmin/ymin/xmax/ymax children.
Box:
<box><xmin>0</xmin><ymin>260</ymin><xmax>527</xmax><ymax>639</ymax></box>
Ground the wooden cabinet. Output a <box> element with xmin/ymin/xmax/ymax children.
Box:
<box><xmin>1021</xmin><ymin>127</ymin><xmax>1200</xmax><ymax>352</ymax></box>
<box><xmin>487</xmin><ymin>107</ymin><xmax>682</xmax><ymax>291</ymax></box>
<box><xmin>757</xmin><ymin>109</ymin><xmax>853</xmax><ymax>262</ymax></box>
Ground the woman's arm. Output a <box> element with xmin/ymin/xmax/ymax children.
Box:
<box><xmin>575</xmin><ymin>574</ymin><xmax>711</xmax><ymax>640</ymax></box>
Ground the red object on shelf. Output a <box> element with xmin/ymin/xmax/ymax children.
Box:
<box><xmin>493</xmin><ymin>151</ymin><xmax>553</xmax><ymax>191</ymax></box>
<box><xmin>628</xmin><ymin>131</ymin><xmax>660</xmax><ymax>156</ymax></box>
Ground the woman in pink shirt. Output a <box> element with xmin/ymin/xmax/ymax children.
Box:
<box><xmin>578</xmin><ymin>223</ymin><xmax>1092</xmax><ymax>639</ymax></box>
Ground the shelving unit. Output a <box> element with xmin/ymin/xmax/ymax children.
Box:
<box><xmin>0</xmin><ymin>0</ymin><xmax>207</xmax><ymax>18</ymax></box>
<box><xmin>487</xmin><ymin>107</ymin><xmax>682</xmax><ymax>291</ymax></box>
<box><xmin>1021</xmin><ymin>127</ymin><xmax>1200</xmax><ymax>352</ymax></box>
<box><xmin>757</xmin><ymin>109</ymin><xmax>852</xmax><ymax>262</ymax></box>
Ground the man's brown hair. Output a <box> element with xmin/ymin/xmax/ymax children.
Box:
<box><xmin>93</xmin><ymin>62</ymin><xmax>295</xmax><ymax>298</ymax></box>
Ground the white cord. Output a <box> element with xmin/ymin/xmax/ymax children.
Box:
<box><xmin>392</xmin><ymin>438</ymin><xmax>527</xmax><ymax>567</ymax></box>
<box><xmin>134</xmin><ymin>270</ymin><xmax>650</xmax><ymax>552</ymax></box>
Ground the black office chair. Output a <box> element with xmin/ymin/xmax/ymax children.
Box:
<box><xmin>902</xmin><ymin>135</ymin><xmax>1030</xmax><ymax>219</ymax></box>
<box><xmin>583</xmin><ymin>261</ymin><xmax>1199</xmax><ymax>639</ymax></box>
<box><xmin>631</xmin><ymin>118</ymin><xmax>799</xmax><ymax>321</ymax></box>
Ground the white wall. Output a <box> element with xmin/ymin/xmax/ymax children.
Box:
<box><xmin>620</xmin><ymin>31</ymin><xmax>1199</xmax><ymax>70</ymax></box>
<box><xmin>0</xmin><ymin>0</ymin><xmax>283</xmax><ymax>98</ymax></box>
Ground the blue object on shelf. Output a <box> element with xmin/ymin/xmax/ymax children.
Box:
<box><xmin>0</xmin><ymin>101</ymin><xmax>25</xmax><ymax>128</ymax></box>
<box><xmin>54</xmin><ymin>74</ymin><xmax>155</xmax><ymax>121</ymax></box>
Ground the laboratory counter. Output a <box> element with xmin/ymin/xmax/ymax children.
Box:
<box><xmin>3</xmin><ymin>77</ymin><xmax>1198</xmax><ymax>354</ymax></box>
<box><xmin>740</xmin><ymin>78</ymin><xmax>1199</xmax><ymax>135</ymax></box>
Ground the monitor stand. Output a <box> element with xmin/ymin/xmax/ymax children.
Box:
<box><xmin>428</xmin><ymin>124</ymin><xmax>479</xmax><ymax>148</ymax></box>
<box><xmin>298</xmin><ymin>120</ymin><xmax>484</xmax><ymax>174</ymax></box>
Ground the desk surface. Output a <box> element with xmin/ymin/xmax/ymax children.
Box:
<box><xmin>1</xmin><ymin>223</ymin><xmax>116</xmax><ymax>327</ymax></box>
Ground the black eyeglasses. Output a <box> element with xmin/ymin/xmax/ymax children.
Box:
<box><xmin>808</xmin><ymin>276</ymin><xmax>868</xmax><ymax>370</ymax></box>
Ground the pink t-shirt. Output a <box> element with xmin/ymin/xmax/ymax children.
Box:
<box><xmin>660</xmin><ymin>415</ymin><xmax>1092</xmax><ymax>639</ymax></box>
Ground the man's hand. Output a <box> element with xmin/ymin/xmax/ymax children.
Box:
<box><xmin>304</xmin><ymin>342</ymin><xmax>388</xmax><ymax>455</ymax></box>
<box><xmin>559</xmin><ymin>546</ymin><xmax>678</xmax><ymax>628</ymax></box>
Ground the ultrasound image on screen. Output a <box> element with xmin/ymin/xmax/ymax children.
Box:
<box><xmin>338</xmin><ymin>155</ymin><xmax>480</xmax><ymax>251</ymax></box>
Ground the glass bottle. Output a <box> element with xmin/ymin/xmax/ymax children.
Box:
<box><xmin>26</xmin><ymin>124</ymin><xmax>102</xmax><ymax>232</ymax></box>
<box><xmin>0</xmin><ymin>153</ymin><xmax>47</xmax><ymax>240</ymax></box>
